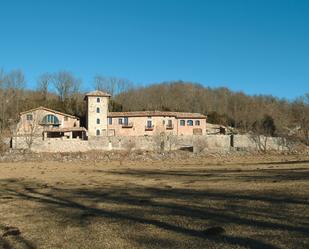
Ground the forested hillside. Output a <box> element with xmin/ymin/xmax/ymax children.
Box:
<box><xmin>115</xmin><ymin>82</ymin><xmax>309</xmax><ymax>141</ymax></box>
<box><xmin>0</xmin><ymin>69</ymin><xmax>308</xmax><ymax>144</ymax></box>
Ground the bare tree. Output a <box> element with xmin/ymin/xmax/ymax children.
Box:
<box><xmin>5</xmin><ymin>69</ymin><xmax>26</xmax><ymax>90</ymax></box>
<box><xmin>0</xmin><ymin>69</ymin><xmax>4</xmax><ymax>88</ymax></box>
<box><xmin>1</xmin><ymin>69</ymin><xmax>26</xmax><ymax>127</ymax></box>
<box><xmin>166</xmin><ymin>133</ymin><xmax>178</xmax><ymax>151</ymax></box>
<box><xmin>292</xmin><ymin>94</ymin><xmax>309</xmax><ymax>145</ymax></box>
<box><xmin>52</xmin><ymin>71</ymin><xmax>81</xmax><ymax>102</ymax></box>
<box><xmin>153</xmin><ymin>132</ymin><xmax>165</xmax><ymax>152</ymax></box>
<box><xmin>20</xmin><ymin>112</ymin><xmax>43</xmax><ymax>150</ymax></box>
<box><xmin>52</xmin><ymin>71</ymin><xmax>82</xmax><ymax>114</ymax></box>
<box><xmin>94</xmin><ymin>75</ymin><xmax>133</xmax><ymax>96</ymax></box>
<box><xmin>0</xmin><ymin>69</ymin><xmax>5</xmax><ymax>133</ymax></box>
<box><xmin>251</xmin><ymin>115</ymin><xmax>276</xmax><ymax>153</ymax></box>
<box><xmin>37</xmin><ymin>73</ymin><xmax>52</xmax><ymax>101</ymax></box>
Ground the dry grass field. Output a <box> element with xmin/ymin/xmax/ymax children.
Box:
<box><xmin>0</xmin><ymin>154</ymin><xmax>309</xmax><ymax>249</ymax></box>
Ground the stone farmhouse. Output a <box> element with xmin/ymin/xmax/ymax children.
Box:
<box><xmin>13</xmin><ymin>90</ymin><xmax>286</xmax><ymax>152</ymax></box>
<box><xmin>16</xmin><ymin>90</ymin><xmax>207</xmax><ymax>141</ymax></box>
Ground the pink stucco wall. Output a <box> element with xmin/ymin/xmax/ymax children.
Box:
<box><xmin>177</xmin><ymin>118</ymin><xmax>206</xmax><ymax>135</ymax></box>
<box><xmin>107</xmin><ymin>115</ymin><xmax>206</xmax><ymax>136</ymax></box>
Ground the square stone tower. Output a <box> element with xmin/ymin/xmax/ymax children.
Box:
<box><xmin>84</xmin><ymin>90</ymin><xmax>111</xmax><ymax>137</ymax></box>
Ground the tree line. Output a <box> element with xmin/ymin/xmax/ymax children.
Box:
<box><xmin>114</xmin><ymin>82</ymin><xmax>309</xmax><ymax>144</ymax></box>
<box><xmin>0</xmin><ymin>69</ymin><xmax>308</xmax><ymax>144</ymax></box>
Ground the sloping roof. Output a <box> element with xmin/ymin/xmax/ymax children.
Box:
<box><xmin>85</xmin><ymin>90</ymin><xmax>111</xmax><ymax>98</ymax></box>
<box><xmin>20</xmin><ymin>106</ymin><xmax>79</xmax><ymax>119</ymax></box>
<box><xmin>108</xmin><ymin>111</ymin><xmax>206</xmax><ymax>119</ymax></box>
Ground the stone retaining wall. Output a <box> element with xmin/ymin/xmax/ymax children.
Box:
<box><xmin>233</xmin><ymin>135</ymin><xmax>287</xmax><ymax>151</ymax></box>
<box><xmin>11</xmin><ymin>134</ymin><xmax>288</xmax><ymax>153</ymax></box>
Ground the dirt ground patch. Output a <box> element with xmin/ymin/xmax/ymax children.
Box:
<box><xmin>0</xmin><ymin>155</ymin><xmax>308</xmax><ymax>249</ymax></box>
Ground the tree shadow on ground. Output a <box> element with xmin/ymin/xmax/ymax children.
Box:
<box><xmin>104</xmin><ymin>165</ymin><xmax>309</xmax><ymax>182</ymax></box>
<box><xmin>1</xmin><ymin>173</ymin><xmax>309</xmax><ymax>249</ymax></box>
<box><xmin>0</xmin><ymin>223</ymin><xmax>36</xmax><ymax>249</ymax></box>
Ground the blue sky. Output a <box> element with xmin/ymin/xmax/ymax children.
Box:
<box><xmin>0</xmin><ymin>0</ymin><xmax>308</xmax><ymax>99</ymax></box>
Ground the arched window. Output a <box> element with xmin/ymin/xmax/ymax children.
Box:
<box><xmin>96</xmin><ymin>107</ymin><xmax>100</xmax><ymax>113</ymax></box>
<box><xmin>187</xmin><ymin>120</ymin><xmax>193</xmax><ymax>126</ymax></box>
<box><xmin>180</xmin><ymin>120</ymin><xmax>185</xmax><ymax>126</ymax></box>
<box><xmin>96</xmin><ymin>129</ymin><xmax>100</xmax><ymax>136</ymax></box>
<box><xmin>97</xmin><ymin>118</ymin><xmax>100</xmax><ymax>124</ymax></box>
<box><xmin>195</xmin><ymin>120</ymin><xmax>200</xmax><ymax>126</ymax></box>
<box><xmin>97</xmin><ymin>98</ymin><xmax>100</xmax><ymax>103</ymax></box>
<box><xmin>42</xmin><ymin>114</ymin><xmax>60</xmax><ymax>125</ymax></box>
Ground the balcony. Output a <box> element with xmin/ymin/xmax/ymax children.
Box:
<box><xmin>145</xmin><ymin>125</ymin><xmax>154</xmax><ymax>131</ymax></box>
<box><xmin>166</xmin><ymin>123</ymin><xmax>174</xmax><ymax>130</ymax></box>
<box><xmin>122</xmin><ymin>122</ymin><xmax>134</xmax><ymax>128</ymax></box>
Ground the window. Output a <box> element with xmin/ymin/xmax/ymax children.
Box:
<box><xmin>168</xmin><ymin>120</ymin><xmax>172</xmax><ymax>126</ymax></box>
<box><xmin>162</xmin><ymin>120</ymin><xmax>165</xmax><ymax>125</ymax></box>
<box><xmin>64</xmin><ymin>116</ymin><xmax>68</xmax><ymax>121</ymax></box>
<box><xmin>180</xmin><ymin>120</ymin><xmax>185</xmax><ymax>126</ymax></box>
<box><xmin>124</xmin><ymin>117</ymin><xmax>128</xmax><ymax>125</ymax></box>
<box><xmin>147</xmin><ymin>120</ymin><xmax>152</xmax><ymax>128</ymax></box>
<box><xmin>96</xmin><ymin>129</ymin><xmax>100</xmax><ymax>136</ymax></box>
<box><xmin>42</xmin><ymin>114</ymin><xmax>60</xmax><ymax>125</ymax></box>
<box><xmin>96</xmin><ymin>107</ymin><xmax>100</xmax><ymax>113</ymax></box>
<box><xmin>187</xmin><ymin>120</ymin><xmax>193</xmax><ymax>126</ymax></box>
<box><xmin>108</xmin><ymin>117</ymin><xmax>112</xmax><ymax>125</ymax></box>
<box><xmin>97</xmin><ymin>98</ymin><xmax>100</xmax><ymax>103</ymax></box>
<box><xmin>195</xmin><ymin>120</ymin><xmax>200</xmax><ymax>126</ymax></box>
<box><xmin>26</xmin><ymin>114</ymin><xmax>33</xmax><ymax>121</ymax></box>
<box><xmin>118</xmin><ymin>118</ymin><xmax>123</xmax><ymax>125</ymax></box>
<box><xmin>97</xmin><ymin>118</ymin><xmax>100</xmax><ymax>124</ymax></box>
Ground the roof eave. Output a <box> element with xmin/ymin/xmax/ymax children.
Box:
<box><xmin>20</xmin><ymin>106</ymin><xmax>79</xmax><ymax>119</ymax></box>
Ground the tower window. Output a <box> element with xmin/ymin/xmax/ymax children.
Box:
<box><xmin>96</xmin><ymin>129</ymin><xmax>100</xmax><ymax>136</ymax></box>
<box><xmin>26</xmin><ymin>114</ymin><xmax>33</xmax><ymax>121</ymax></box>
<box><xmin>97</xmin><ymin>118</ymin><xmax>100</xmax><ymax>124</ymax></box>
<box><xmin>97</xmin><ymin>98</ymin><xmax>100</xmax><ymax>103</ymax></box>
<box><xmin>147</xmin><ymin>120</ymin><xmax>152</xmax><ymax>128</ymax></box>
<box><xmin>96</xmin><ymin>107</ymin><xmax>100</xmax><ymax>113</ymax></box>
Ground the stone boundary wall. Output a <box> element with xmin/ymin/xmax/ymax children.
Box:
<box><xmin>233</xmin><ymin>135</ymin><xmax>288</xmax><ymax>151</ymax></box>
<box><xmin>11</xmin><ymin>134</ymin><xmax>288</xmax><ymax>153</ymax></box>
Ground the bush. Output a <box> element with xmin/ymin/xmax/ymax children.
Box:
<box><xmin>0</xmin><ymin>135</ymin><xmax>9</xmax><ymax>153</ymax></box>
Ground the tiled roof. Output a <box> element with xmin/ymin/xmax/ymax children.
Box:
<box><xmin>108</xmin><ymin>111</ymin><xmax>206</xmax><ymax>119</ymax></box>
<box><xmin>85</xmin><ymin>90</ymin><xmax>111</xmax><ymax>97</ymax></box>
<box><xmin>20</xmin><ymin>106</ymin><xmax>79</xmax><ymax>119</ymax></box>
